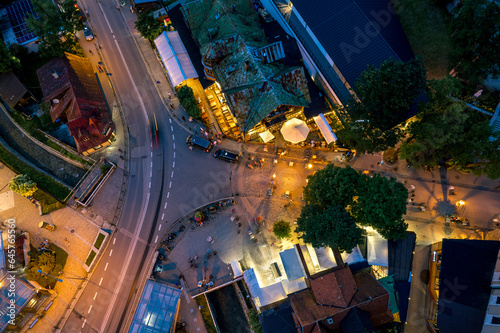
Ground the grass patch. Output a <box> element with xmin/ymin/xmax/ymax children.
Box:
<box><xmin>27</xmin><ymin>243</ymin><xmax>68</xmax><ymax>288</ymax></box>
<box><xmin>10</xmin><ymin>112</ymin><xmax>91</xmax><ymax>166</ymax></box>
<box><xmin>33</xmin><ymin>189</ymin><xmax>66</xmax><ymax>214</ymax></box>
<box><xmin>85</xmin><ymin>250</ymin><xmax>96</xmax><ymax>267</ymax></box>
<box><xmin>0</xmin><ymin>144</ymin><xmax>70</xmax><ymax>201</ymax></box>
<box><xmin>392</xmin><ymin>0</ymin><xmax>452</xmax><ymax>79</ymax></box>
<box><xmin>94</xmin><ymin>233</ymin><xmax>105</xmax><ymax>250</ymax></box>
<box><xmin>195</xmin><ymin>295</ymin><xmax>217</xmax><ymax>333</ymax></box>
<box><xmin>49</xmin><ymin>243</ymin><xmax>68</xmax><ymax>268</ymax></box>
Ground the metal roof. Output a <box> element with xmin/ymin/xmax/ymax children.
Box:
<box><xmin>154</xmin><ymin>31</ymin><xmax>198</xmax><ymax>87</ymax></box>
<box><xmin>0</xmin><ymin>269</ymin><xmax>36</xmax><ymax>332</ymax></box>
<box><xmin>0</xmin><ymin>71</ymin><xmax>27</xmax><ymax>109</ymax></box>
<box><xmin>129</xmin><ymin>280</ymin><xmax>181</xmax><ymax>333</ymax></box>
<box><xmin>291</xmin><ymin>0</ymin><xmax>414</xmax><ymax>90</ymax></box>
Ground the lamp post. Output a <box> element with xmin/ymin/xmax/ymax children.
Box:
<box><xmin>37</xmin><ymin>269</ymin><xmax>87</xmax><ymax>282</ymax></box>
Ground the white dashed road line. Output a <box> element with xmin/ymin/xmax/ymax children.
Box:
<box><xmin>173</xmin><ymin>143</ymin><xmax>175</xmax><ymax>149</ymax></box>
<box><xmin>99</xmin><ymin>278</ymin><xmax>103</xmax><ymax>286</ymax></box>
<box><xmin>172</xmin><ymin>161</ymin><xmax>175</xmax><ymax>168</ymax></box>
<box><xmin>149</xmin><ymin>182</ymin><xmax>151</xmax><ymax>188</ymax></box>
<box><xmin>171</xmin><ymin>171</ymin><xmax>174</xmax><ymax>178</ymax></box>
<box><xmin>93</xmin><ymin>292</ymin><xmax>98</xmax><ymax>300</ymax></box>
<box><xmin>150</xmin><ymin>152</ymin><xmax>153</xmax><ymax>157</ymax></box>
<box><xmin>104</xmin><ymin>263</ymin><xmax>108</xmax><ymax>271</ymax></box>
<box><xmin>109</xmin><ymin>250</ymin><xmax>113</xmax><ymax>257</ymax></box>
<box><xmin>164</xmin><ymin>202</ymin><xmax>167</xmax><ymax>209</ymax></box>
<box><xmin>169</xmin><ymin>182</ymin><xmax>172</xmax><ymax>188</ymax></box>
<box><xmin>88</xmin><ymin>305</ymin><xmax>92</xmax><ymax>314</ymax></box>
<box><xmin>161</xmin><ymin>213</ymin><xmax>165</xmax><ymax>220</ymax></box>
<box><xmin>158</xmin><ymin>224</ymin><xmax>162</xmax><ymax>231</ymax></box>
<box><xmin>167</xmin><ymin>192</ymin><xmax>170</xmax><ymax>199</ymax></box>
<box><xmin>82</xmin><ymin>319</ymin><xmax>87</xmax><ymax>328</ymax></box>
<box><xmin>169</xmin><ymin>118</ymin><xmax>172</xmax><ymax>123</ymax></box>
<box><xmin>113</xmin><ymin>238</ymin><xmax>116</xmax><ymax>245</ymax></box>
<box><xmin>172</xmin><ymin>135</ymin><xmax>175</xmax><ymax>140</ymax></box>
<box><xmin>173</xmin><ymin>152</ymin><xmax>176</xmax><ymax>158</ymax></box>
<box><xmin>154</xmin><ymin>235</ymin><xmax>158</xmax><ymax>243</ymax></box>
<box><xmin>171</xmin><ymin>126</ymin><xmax>174</xmax><ymax>131</ymax></box>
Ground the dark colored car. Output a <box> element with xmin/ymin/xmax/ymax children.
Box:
<box><xmin>213</xmin><ymin>149</ymin><xmax>239</xmax><ymax>163</ymax></box>
<box><xmin>186</xmin><ymin>134</ymin><xmax>212</xmax><ymax>152</ymax></box>
<box><xmin>83</xmin><ymin>25</ymin><xmax>94</xmax><ymax>41</ymax></box>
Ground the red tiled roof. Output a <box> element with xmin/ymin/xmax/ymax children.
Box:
<box><xmin>289</xmin><ymin>268</ymin><xmax>392</xmax><ymax>331</ymax></box>
<box><xmin>36</xmin><ymin>53</ymin><xmax>114</xmax><ymax>153</ymax></box>
<box><xmin>309</xmin><ymin>266</ymin><xmax>357</xmax><ymax>308</ymax></box>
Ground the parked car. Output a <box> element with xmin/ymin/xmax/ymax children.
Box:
<box><xmin>186</xmin><ymin>134</ymin><xmax>212</xmax><ymax>152</ymax></box>
<box><xmin>83</xmin><ymin>25</ymin><xmax>94</xmax><ymax>41</ymax></box>
<box><xmin>213</xmin><ymin>149</ymin><xmax>239</xmax><ymax>163</ymax></box>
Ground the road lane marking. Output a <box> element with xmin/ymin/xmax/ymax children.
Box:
<box><xmin>171</xmin><ymin>126</ymin><xmax>174</xmax><ymax>132</ymax></box>
<box><xmin>150</xmin><ymin>171</ymin><xmax>152</xmax><ymax>177</ymax></box>
<box><xmin>93</xmin><ymin>292</ymin><xmax>98</xmax><ymax>300</ymax></box>
<box><xmin>169</xmin><ymin>118</ymin><xmax>172</xmax><ymax>123</ymax></box>
<box><xmin>82</xmin><ymin>319</ymin><xmax>87</xmax><ymax>328</ymax></box>
<box><xmin>169</xmin><ymin>182</ymin><xmax>172</xmax><ymax>188</ymax></box>
<box><xmin>109</xmin><ymin>250</ymin><xmax>113</xmax><ymax>257</ymax></box>
<box><xmin>172</xmin><ymin>161</ymin><xmax>175</xmax><ymax>168</ymax></box>
<box><xmin>102</xmin><ymin>192</ymin><xmax>152</xmax><ymax>331</ymax></box>
<box><xmin>151</xmin><ymin>152</ymin><xmax>153</xmax><ymax>157</ymax></box>
<box><xmin>171</xmin><ymin>171</ymin><xmax>174</xmax><ymax>178</ymax></box>
<box><xmin>173</xmin><ymin>152</ymin><xmax>176</xmax><ymax>158</ymax></box>
<box><xmin>162</xmin><ymin>213</ymin><xmax>165</xmax><ymax>220</ymax></box>
<box><xmin>158</xmin><ymin>224</ymin><xmax>162</xmax><ymax>231</ymax></box>
<box><xmin>164</xmin><ymin>202</ymin><xmax>167</xmax><ymax>209</ymax></box>
<box><xmin>113</xmin><ymin>238</ymin><xmax>116</xmax><ymax>245</ymax></box>
<box><xmin>193</xmin><ymin>318</ymin><xmax>197</xmax><ymax>322</ymax></box>
<box><xmin>88</xmin><ymin>305</ymin><xmax>92</xmax><ymax>314</ymax></box>
<box><xmin>173</xmin><ymin>143</ymin><xmax>175</xmax><ymax>149</ymax></box>
<box><xmin>167</xmin><ymin>192</ymin><xmax>170</xmax><ymax>198</ymax></box>
<box><xmin>154</xmin><ymin>235</ymin><xmax>158</xmax><ymax>243</ymax></box>
<box><xmin>149</xmin><ymin>182</ymin><xmax>151</xmax><ymax>188</ymax></box>
<box><xmin>104</xmin><ymin>263</ymin><xmax>108</xmax><ymax>271</ymax></box>
<box><xmin>99</xmin><ymin>278</ymin><xmax>103</xmax><ymax>286</ymax></box>
<box><xmin>172</xmin><ymin>135</ymin><xmax>175</xmax><ymax>140</ymax></box>
<box><xmin>150</xmin><ymin>162</ymin><xmax>152</xmax><ymax>167</ymax></box>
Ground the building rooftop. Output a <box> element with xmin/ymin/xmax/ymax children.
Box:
<box><xmin>129</xmin><ymin>280</ymin><xmax>181</xmax><ymax>333</ymax></box>
<box><xmin>37</xmin><ymin>53</ymin><xmax>114</xmax><ymax>153</ymax></box>
<box><xmin>437</xmin><ymin>239</ymin><xmax>500</xmax><ymax>333</ymax></box>
<box><xmin>0</xmin><ymin>71</ymin><xmax>28</xmax><ymax>110</ymax></box>
<box><xmin>290</xmin><ymin>0</ymin><xmax>414</xmax><ymax>91</ymax></box>
<box><xmin>182</xmin><ymin>0</ymin><xmax>310</xmax><ymax>132</ymax></box>
<box><xmin>2</xmin><ymin>0</ymin><xmax>37</xmax><ymax>45</ymax></box>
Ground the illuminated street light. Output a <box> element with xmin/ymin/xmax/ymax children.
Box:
<box><xmin>272</xmin><ymin>173</ymin><xmax>276</xmax><ymax>179</ymax></box>
<box><xmin>307</xmin><ymin>164</ymin><xmax>313</xmax><ymax>169</ymax></box>
<box><xmin>456</xmin><ymin>200</ymin><xmax>466</xmax><ymax>207</ymax></box>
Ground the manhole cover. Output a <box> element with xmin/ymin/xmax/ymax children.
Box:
<box><xmin>70</xmin><ymin>229</ymin><xmax>75</xmax><ymax>234</ymax></box>
<box><xmin>90</xmin><ymin>214</ymin><xmax>95</xmax><ymax>218</ymax></box>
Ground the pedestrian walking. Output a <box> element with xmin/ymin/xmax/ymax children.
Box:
<box><xmin>410</xmin><ymin>185</ymin><xmax>415</xmax><ymax>190</ymax></box>
<box><xmin>168</xmin><ymin>92</ymin><xmax>172</xmax><ymax>99</ymax></box>
<box><xmin>89</xmin><ymin>49</ymin><xmax>93</xmax><ymax>55</ymax></box>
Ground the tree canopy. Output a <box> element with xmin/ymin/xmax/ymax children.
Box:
<box><xmin>0</xmin><ymin>40</ymin><xmax>20</xmax><ymax>74</ymax></box>
<box><xmin>296</xmin><ymin>204</ymin><xmax>363</xmax><ymax>253</ymax></box>
<box><xmin>9</xmin><ymin>174</ymin><xmax>38</xmax><ymax>197</ymax></box>
<box><xmin>273</xmin><ymin>220</ymin><xmax>292</xmax><ymax>240</ymax></box>
<box><xmin>337</xmin><ymin>57</ymin><xmax>427</xmax><ymax>154</ymax></box>
<box><xmin>399</xmin><ymin>77</ymin><xmax>500</xmax><ymax>179</ymax></box>
<box><xmin>135</xmin><ymin>12</ymin><xmax>164</xmax><ymax>42</ymax></box>
<box><xmin>296</xmin><ymin>165</ymin><xmax>408</xmax><ymax>253</ymax></box>
<box><xmin>26</xmin><ymin>0</ymin><xmax>84</xmax><ymax>57</ymax></box>
<box><xmin>450</xmin><ymin>0</ymin><xmax>500</xmax><ymax>80</ymax></box>
<box><xmin>177</xmin><ymin>85</ymin><xmax>201</xmax><ymax>119</ymax></box>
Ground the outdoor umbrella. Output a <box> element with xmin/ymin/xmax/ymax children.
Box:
<box><xmin>280</xmin><ymin>118</ymin><xmax>309</xmax><ymax>143</ymax></box>
<box><xmin>259</xmin><ymin>130</ymin><xmax>275</xmax><ymax>143</ymax></box>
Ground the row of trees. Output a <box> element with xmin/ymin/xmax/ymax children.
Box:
<box><xmin>336</xmin><ymin>57</ymin><xmax>500</xmax><ymax>179</ymax></box>
<box><xmin>295</xmin><ymin>165</ymin><xmax>408</xmax><ymax>254</ymax></box>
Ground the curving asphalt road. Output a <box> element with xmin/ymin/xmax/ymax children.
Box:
<box><xmin>62</xmin><ymin>1</ymin><xmax>233</xmax><ymax>332</ymax></box>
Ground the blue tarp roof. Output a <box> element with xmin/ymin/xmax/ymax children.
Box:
<box><xmin>291</xmin><ymin>0</ymin><xmax>414</xmax><ymax>90</ymax></box>
<box><xmin>129</xmin><ymin>280</ymin><xmax>181</xmax><ymax>333</ymax></box>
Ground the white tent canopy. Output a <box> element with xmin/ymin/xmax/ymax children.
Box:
<box><xmin>313</xmin><ymin>113</ymin><xmax>337</xmax><ymax>144</ymax></box>
<box><xmin>154</xmin><ymin>31</ymin><xmax>198</xmax><ymax>87</ymax></box>
<box><xmin>259</xmin><ymin>130</ymin><xmax>275</xmax><ymax>143</ymax></box>
<box><xmin>280</xmin><ymin>118</ymin><xmax>309</xmax><ymax>143</ymax></box>
<box><xmin>367</xmin><ymin>230</ymin><xmax>389</xmax><ymax>266</ymax></box>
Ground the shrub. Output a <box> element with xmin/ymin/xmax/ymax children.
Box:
<box><xmin>9</xmin><ymin>174</ymin><xmax>37</xmax><ymax>197</ymax></box>
<box><xmin>248</xmin><ymin>309</ymin><xmax>263</xmax><ymax>333</ymax></box>
<box><xmin>273</xmin><ymin>220</ymin><xmax>292</xmax><ymax>240</ymax></box>
<box><xmin>177</xmin><ymin>85</ymin><xmax>201</xmax><ymax>119</ymax></box>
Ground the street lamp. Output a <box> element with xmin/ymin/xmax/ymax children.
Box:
<box><xmin>456</xmin><ymin>200</ymin><xmax>466</xmax><ymax>207</ymax></box>
<box><xmin>272</xmin><ymin>173</ymin><xmax>276</xmax><ymax>179</ymax></box>
<box><xmin>307</xmin><ymin>163</ymin><xmax>313</xmax><ymax>169</ymax></box>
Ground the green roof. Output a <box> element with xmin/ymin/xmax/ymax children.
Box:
<box><xmin>182</xmin><ymin>0</ymin><xmax>311</xmax><ymax>132</ymax></box>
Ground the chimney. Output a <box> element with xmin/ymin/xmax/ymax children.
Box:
<box><xmin>51</xmin><ymin>70</ymin><xmax>59</xmax><ymax>79</ymax></box>
<box><xmin>244</xmin><ymin>60</ymin><xmax>250</xmax><ymax>71</ymax></box>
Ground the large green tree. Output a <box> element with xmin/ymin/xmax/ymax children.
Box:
<box><xmin>296</xmin><ymin>165</ymin><xmax>408</xmax><ymax>258</ymax></box>
<box><xmin>338</xmin><ymin>57</ymin><xmax>427</xmax><ymax>154</ymax></box>
<box><xmin>273</xmin><ymin>220</ymin><xmax>292</xmax><ymax>240</ymax></box>
<box><xmin>351</xmin><ymin>173</ymin><xmax>408</xmax><ymax>240</ymax></box>
<box><xmin>0</xmin><ymin>40</ymin><xmax>20</xmax><ymax>74</ymax></box>
<box><xmin>177</xmin><ymin>85</ymin><xmax>201</xmax><ymax>119</ymax></box>
<box><xmin>400</xmin><ymin>77</ymin><xmax>500</xmax><ymax>179</ymax></box>
<box><xmin>9</xmin><ymin>174</ymin><xmax>38</xmax><ymax>197</ymax></box>
<box><xmin>296</xmin><ymin>204</ymin><xmax>363</xmax><ymax>253</ymax></box>
<box><xmin>450</xmin><ymin>0</ymin><xmax>500</xmax><ymax>80</ymax></box>
<box><xmin>26</xmin><ymin>0</ymin><xmax>83</xmax><ymax>57</ymax></box>
<box><xmin>135</xmin><ymin>12</ymin><xmax>164</xmax><ymax>42</ymax></box>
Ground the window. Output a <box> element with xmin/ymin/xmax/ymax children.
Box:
<box><xmin>492</xmin><ymin>316</ymin><xmax>500</xmax><ymax>325</ymax></box>
<box><xmin>496</xmin><ymin>296</ymin><xmax>500</xmax><ymax>305</ymax></box>
<box><xmin>327</xmin><ymin>318</ymin><xmax>333</xmax><ymax>325</ymax></box>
